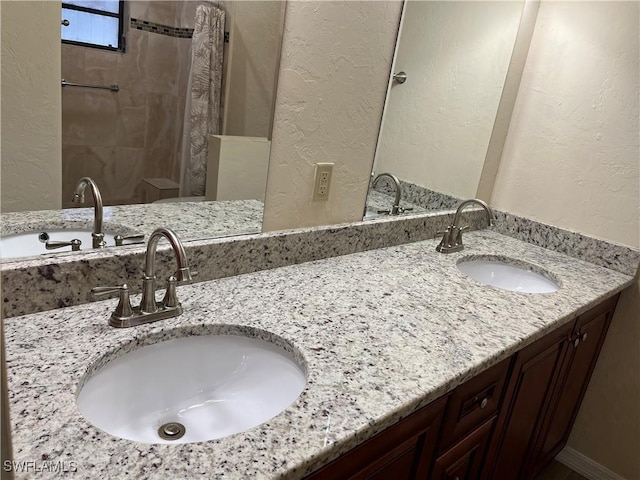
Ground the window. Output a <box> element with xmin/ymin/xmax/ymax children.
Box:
<box><xmin>61</xmin><ymin>1</ymin><xmax>125</xmax><ymax>51</ymax></box>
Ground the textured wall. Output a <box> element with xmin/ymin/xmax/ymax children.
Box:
<box><xmin>223</xmin><ymin>1</ymin><xmax>282</xmax><ymax>138</ymax></box>
<box><xmin>1</xmin><ymin>1</ymin><xmax>62</xmax><ymax>213</ymax></box>
<box><xmin>262</xmin><ymin>1</ymin><xmax>402</xmax><ymax>231</ymax></box>
<box><xmin>491</xmin><ymin>2</ymin><xmax>639</xmax><ymax>478</ymax></box>
<box><xmin>376</xmin><ymin>1</ymin><xmax>522</xmax><ymax>199</ymax></box>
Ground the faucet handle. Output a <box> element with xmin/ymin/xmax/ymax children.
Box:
<box><xmin>114</xmin><ymin>234</ymin><xmax>145</xmax><ymax>247</ymax></box>
<box><xmin>91</xmin><ymin>284</ymin><xmax>134</xmax><ymax>318</ymax></box>
<box><xmin>45</xmin><ymin>239</ymin><xmax>82</xmax><ymax>251</ymax></box>
<box><xmin>162</xmin><ymin>276</ymin><xmax>179</xmax><ymax>308</ymax></box>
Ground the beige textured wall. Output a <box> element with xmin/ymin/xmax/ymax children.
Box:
<box><xmin>491</xmin><ymin>2</ymin><xmax>639</xmax><ymax>478</ymax></box>
<box><xmin>376</xmin><ymin>1</ymin><xmax>522</xmax><ymax>199</ymax></box>
<box><xmin>223</xmin><ymin>1</ymin><xmax>282</xmax><ymax>138</ymax></box>
<box><xmin>262</xmin><ymin>1</ymin><xmax>402</xmax><ymax>231</ymax></box>
<box><xmin>1</xmin><ymin>1</ymin><xmax>62</xmax><ymax>213</ymax></box>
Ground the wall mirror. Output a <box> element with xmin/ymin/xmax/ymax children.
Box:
<box><xmin>1</xmin><ymin>0</ymin><xmax>285</xmax><ymax>262</ymax></box>
<box><xmin>365</xmin><ymin>0</ymin><xmax>525</xmax><ymax>220</ymax></box>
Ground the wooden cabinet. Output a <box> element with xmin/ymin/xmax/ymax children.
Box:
<box><xmin>307</xmin><ymin>396</ymin><xmax>447</xmax><ymax>480</ymax></box>
<box><xmin>430</xmin><ymin>417</ymin><xmax>496</xmax><ymax>480</ymax></box>
<box><xmin>482</xmin><ymin>322</ymin><xmax>573</xmax><ymax>480</ymax></box>
<box><xmin>305</xmin><ymin>295</ymin><xmax>619</xmax><ymax>480</ymax></box>
<box><xmin>484</xmin><ymin>295</ymin><xmax>619</xmax><ymax>480</ymax></box>
<box><xmin>531</xmin><ymin>297</ymin><xmax>617</xmax><ymax>476</ymax></box>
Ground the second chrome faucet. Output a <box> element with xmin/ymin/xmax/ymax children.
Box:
<box><xmin>92</xmin><ymin>227</ymin><xmax>194</xmax><ymax>328</ymax></box>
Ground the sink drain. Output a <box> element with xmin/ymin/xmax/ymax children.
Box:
<box><xmin>158</xmin><ymin>422</ymin><xmax>186</xmax><ymax>441</ymax></box>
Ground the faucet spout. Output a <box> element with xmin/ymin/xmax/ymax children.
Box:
<box><xmin>451</xmin><ymin>198</ymin><xmax>495</xmax><ymax>228</ymax></box>
<box><xmin>436</xmin><ymin>198</ymin><xmax>495</xmax><ymax>254</ymax></box>
<box><xmin>72</xmin><ymin>177</ymin><xmax>105</xmax><ymax>248</ymax></box>
<box><xmin>141</xmin><ymin>227</ymin><xmax>193</xmax><ymax>313</ymax></box>
<box><xmin>372</xmin><ymin>173</ymin><xmax>402</xmax><ymax>215</ymax></box>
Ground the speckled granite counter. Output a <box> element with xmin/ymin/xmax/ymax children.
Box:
<box><xmin>0</xmin><ymin>200</ymin><xmax>264</xmax><ymax>263</ymax></box>
<box><xmin>364</xmin><ymin>190</ymin><xmax>427</xmax><ymax>217</ymax></box>
<box><xmin>4</xmin><ymin>229</ymin><xmax>634</xmax><ymax>479</ymax></box>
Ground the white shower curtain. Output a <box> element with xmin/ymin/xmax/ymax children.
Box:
<box><xmin>179</xmin><ymin>4</ymin><xmax>225</xmax><ymax>197</ymax></box>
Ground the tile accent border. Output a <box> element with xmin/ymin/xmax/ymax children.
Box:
<box><xmin>130</xmin><ymin>18</ymin><xmax>194</xmax><ymax>38</ymax></box>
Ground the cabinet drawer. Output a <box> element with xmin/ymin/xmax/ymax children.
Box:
<box><xmin>439</xmin><ymin>358</ymin><xmax>510</xmax><ymax>450</ymax></box>
<box><xmin>430</xmin><ymin>416</ymin><xmax>496</xmax><ymax>480</ymax></box>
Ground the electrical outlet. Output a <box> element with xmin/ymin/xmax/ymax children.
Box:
<box><xmin>313</xmin><ymin>163</ymin><xmax>334</xmax><ymax>201</ymax></box>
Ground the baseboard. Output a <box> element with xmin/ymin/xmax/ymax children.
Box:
<box><xmin>556</xmin><ymin>447</ymin><xmax>626</xmax><ymax>480</ymax></box>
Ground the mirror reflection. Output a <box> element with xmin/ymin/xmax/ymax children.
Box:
<box><xmin>1</xmin><ymin>0</ymin><xmax>285</xmax><ymax>261</ymax></box>
<box><xmin>366</xmin><ymin>0</ymin><xmax>524</xmax><ymax>220</ymax></box>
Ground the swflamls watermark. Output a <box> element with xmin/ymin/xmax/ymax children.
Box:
<box><xmin>3</xmin><ymin>460</ymin><xmax>78</xmax><ymax>474</ymax></box>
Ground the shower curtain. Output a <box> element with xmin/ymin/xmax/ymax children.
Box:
<box><xmin>179</xmin><ymin>4</ymin><xmax>225</xmax><ymax>197</ymax></box>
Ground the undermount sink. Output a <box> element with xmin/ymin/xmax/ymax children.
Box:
<box><xmin>457</xmin><ymin>256</ymin><xmax>559</xmax><ymax>293</ymax></box>
<box><xmin>76</xmin><ymin>334</ymin><xmax>307</xmax><ymax>444</ymax></box>
<box><xmin>0</xmin><ymin>229</ymin><xmax>118</xmax><ymax>259</ymax></box>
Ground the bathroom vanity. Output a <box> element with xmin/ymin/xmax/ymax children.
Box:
<box><xmin>308</xmin><ymin>294</ymin><xmax>618</xmax><ymax>480</ymax></box>
<box><xmin>3</xmin><ymin>225</ymin><xmax>635</xmax><ymax>479</ymax></box>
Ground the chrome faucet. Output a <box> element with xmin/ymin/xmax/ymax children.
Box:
<box><xmin>91</xmin><ymin>227</ymin><xmax>194</xmax><ymax>328</ymax></box>
<box><xmin>436</xmin><ymin>199</ymin><xmax>495</xmax><ymax>253</ymax></box>
<box><xmin>72</xmin><ymin>177</ymin><xmax>105</xmax><ymax>249</ymax></box>
<box><xmin>140</xmin><ymin>228</ymin><xmax>193</xmax><ymax>314</ymax></box>
<box><xmin>372</xmin><ymin>173</ymin><xmax>404</xmax><ymax>215</ymax></box>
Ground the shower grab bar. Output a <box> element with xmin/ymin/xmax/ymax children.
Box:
<box><xmin>61</xmin><ymin>79</ymin><xmax>119</xmax><ymax>92</ymax></box>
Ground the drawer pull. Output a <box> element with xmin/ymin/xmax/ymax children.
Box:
<box><xmin>581</xmin><ymin>332</ymin><xmax>588</xmax><ymax>342</ymax></box>
<box><xmin>479</xmin><ymin>397</ymin><xmax>488</xmax><ymax>409</ymax></box>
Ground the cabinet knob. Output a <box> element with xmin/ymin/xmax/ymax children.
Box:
<box><xmin>581</xmin><ymin>332</ymin><xmax>588</xmax><ymax>342</ymax></box>
<box><xmin>479</xmin><ymin>397</ymin><xmax>488</xmax><ymax>409</ymax></box>
<box><xmin>573</xmin><ymin>337</ymin><xmax>580</xmax><ymax>348</ymax></box>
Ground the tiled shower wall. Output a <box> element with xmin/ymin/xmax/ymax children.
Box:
<box><xmin>61</xmin><ymin>1</ymin><xmax>196</xmax><ymax>207</ymax></box>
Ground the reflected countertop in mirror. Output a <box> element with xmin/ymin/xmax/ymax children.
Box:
<box><xmin>0</xmin><ymin>200</ymin><xmax>263</xmax><ymax>263</ymax></box>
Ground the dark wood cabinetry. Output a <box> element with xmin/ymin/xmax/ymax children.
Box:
<box><xmin>305</xmin><ymin>295</ymin><xmax>619</xmax><ymax>480</ymax></box>
<box><xmin>431</xmin><ymin>417</ymin><xmax>496</xmax><ymax>480</ymax></box>
<box><xmin>484</xmin><ymin>295</ymin><xmax>618</xmax><ymax>480</ymax></box>
<box><xmin>307</xmin><ymin>396</ymin><xmax>447</xmax><ymax>480</ymax></box>
<box><xmin>482</xmin><ymin>322</ymin><xmax>573</xmax><ymax>480</ymax></box>
<box><xmin>531</xmin><ymin>297</ymin><xmax>617</xmax><ymax>476</ymax></box>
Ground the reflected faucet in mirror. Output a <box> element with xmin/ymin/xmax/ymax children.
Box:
<box><xmin>366</xmin><ymin>172</ymin><xmax>414</xmax><ymax>218</ymax></box>
<box><xmin>436</xmin><ymin>199</ymin><xmax>495</xmax><ymax>254</ymax></box>
<box><xmin>372</xmin><ymin>173</ymin><xmax>402</xmax><ymax>215</ymax></box>
<box><xmin>72</xmin><ymin>177</ymin><xmax>105</xmax><ymax>249</ymax></box>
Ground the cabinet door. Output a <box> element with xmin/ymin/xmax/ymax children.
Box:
<box><xmin>430</xmin><ymin>417</ymin><xmax>496</xmax><ymax>480</ymax></box>
<box><xmin>306</xmin><ymin>396</ymin><xmax>447</xmax><ymax>480</ymax></box>
<box><xmin>531</xmin><ymin>296</ymin><xmax>618</xmax><ymax>475</ymax></box>
<box><xmin>483</xmin><ymin>322</ymin><xmax>573</xmax><ymax>480</ymax></box>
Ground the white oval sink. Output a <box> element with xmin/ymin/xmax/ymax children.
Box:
<box><xmin>457</xmin><ymin>257</ymin><xmax>559</xmax><ymax>293</ymax></box>
<box><xmin>76</xmin><ymin>334</ymin><xmax>306</xmax><ymax>444</ymax></box>
<box><xmin>0</xmin><ymin>229</ymin><xmax>118</xmax><ymax>259</ymax></box>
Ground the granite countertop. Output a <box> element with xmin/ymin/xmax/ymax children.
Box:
<box><xmin>4</xmin><ymin>229</ymin><xmax>634</xmax><ymax>479</ymax></box>
<box><xmin>365</xmin><ymin>190</ymin><xmax>427</xmax><ymax>218</ymax></box>
<box><xmin>0</xmin><ymin>200</ymin><xmax>264</xmax><ymax>263</ymax></box>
